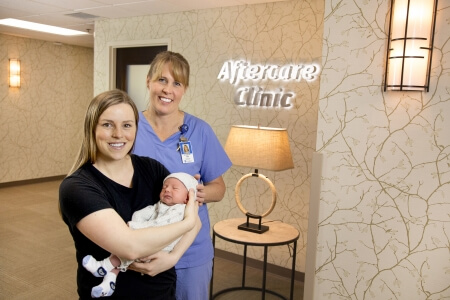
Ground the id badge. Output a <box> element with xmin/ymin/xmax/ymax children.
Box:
<box><xmin>179</xmin><ymin>141</ymin><xmax>194</xmax><ymax>163</ymax></box>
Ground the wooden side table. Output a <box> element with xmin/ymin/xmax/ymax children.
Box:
<box><xmin>210</xmin><ymin>218</ymin><xmax>299</xmax><ymax>300</ymax></box>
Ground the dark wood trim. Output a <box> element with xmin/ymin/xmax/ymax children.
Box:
<box><xmin>115</xmin><ymin>45</ymin><xmax>167</xmax><ymax>92</ymax></box>
<box><xmin>214</xmin><ymin>248</ymin><xmax>304</xmax><ymax>282</ymax></box>
<box><xmin>0</xmin><ymin>175</ymin><xmax>65</xmax><ymax>188</ymax></box>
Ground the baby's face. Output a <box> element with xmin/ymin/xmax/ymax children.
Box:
<box><xmin>160</xmin><ymin>178</ymin><xmax>188</xmax><ymax>205</ymax></box>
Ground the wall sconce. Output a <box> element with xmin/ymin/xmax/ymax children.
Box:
<box><xmin>224</xmin><ymin>125</ymin><xmax>294</xmax><ymax>233</ymax></box>
<box><xmin>9</xmin><ymin>59</ymin><xmax>21</xmax><ymax>88</ymax></box>
<box><xmin>384</xmin><ymin>0</ymin><xmax>438</xmax><ymax>92</ymax></box>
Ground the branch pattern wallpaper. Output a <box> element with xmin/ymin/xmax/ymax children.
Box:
<box><xmin>314</xmin><ymin>0</ymin><xmax>450</xmax><ymax>298</ymax></box>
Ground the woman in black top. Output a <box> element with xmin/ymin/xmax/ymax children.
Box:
<box><xmin>59</xmin><ymin>89</ymin><xmax>200</xmax><ymax>299</ymax></box>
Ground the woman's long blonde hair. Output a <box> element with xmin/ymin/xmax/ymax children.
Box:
<box><xmin>67</xmin><ymin>89</ymin><xmax>139</xmax><ymax>176</ymax></box>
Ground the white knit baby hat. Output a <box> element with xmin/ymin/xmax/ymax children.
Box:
<box><xmin>164</xmin><ymin>172</ymin><xmax>198</xmax><ymax>194</ymax></box>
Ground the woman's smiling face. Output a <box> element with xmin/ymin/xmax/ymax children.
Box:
<box><xmin>147</xmin><ymin>63</ymin><xmax>186</xmax><ymax>115</ymax></box>
<box><xmin>95</xmin><ymin>103</ymin><xmax>137</xmax><ymax>162</ymax></box>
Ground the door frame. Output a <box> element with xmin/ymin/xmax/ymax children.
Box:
<box><xmin>106</xmin><ymin>38</ymin><xmax>171</xmax><ymax>89</ymax></box>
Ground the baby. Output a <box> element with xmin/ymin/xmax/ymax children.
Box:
<box><xmin>82</xmin><ymin>172</ymin><xmax>198</xmax><ymax>298</ymax></box>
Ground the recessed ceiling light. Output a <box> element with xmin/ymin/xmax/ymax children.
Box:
<box><xmin>0</xmin><ymin>18</ymin><xmax>89</xmax><ymax>36</ymax></box>
<box><xmin>66</xmin><ymin>12</ymin><xmax>100</xmax><ymax>20</ymax></box>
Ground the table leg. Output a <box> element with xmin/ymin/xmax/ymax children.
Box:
<box><xmin>290</xmin><ymin>241</ymin><xmax>297</xmax><ymax>300</ymax></box>
<box><xmin>262</xmin><ymin>245</ymin><xmax>268</xmax><ymax>300</ymax></box>
<box><xmin>242</xmin><ymin>245</ymin><xmax>247</xmax><ymax>287</ymax></box>
<box><xmin>210</xmin><ymin>233</ymin><xmax>215</xmax><ymax>299</ymax></box>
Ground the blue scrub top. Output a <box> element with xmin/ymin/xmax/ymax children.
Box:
<box><xmin>133</xmin><ymin>111</ymin><xmax>232</xmax><ymax>268</ymax></box>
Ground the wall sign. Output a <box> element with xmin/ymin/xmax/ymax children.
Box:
<box><xmin>217</xmin><ymin>60</ymin><xmax>320</xmax><ymax>109</ymax></box>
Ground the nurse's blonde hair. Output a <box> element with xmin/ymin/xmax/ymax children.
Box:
<box><xmin>147</xmin><ymin>51</ymin><xmax>190</xmax><ymax>88</ymax></box>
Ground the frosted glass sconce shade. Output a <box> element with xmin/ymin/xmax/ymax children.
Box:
<box><xmin>9</xmin><ymin>59</ymin><xmax>21</xmax><ymax>88</ymax></box>
<box><xmin>384</xmin><ymin>0</ymin><xmax>438</xmax><ymax>92</ymax></box>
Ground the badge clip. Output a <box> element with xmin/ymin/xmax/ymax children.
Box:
<box><xmin>177</xmin><ymin>124</ymin><xmax>189</xmax><ymax>151</ymax></box>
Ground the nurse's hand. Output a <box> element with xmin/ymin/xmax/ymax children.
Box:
<box><xmin>194</xmin><ymin>178</ymin><xmax>206</xmax><ymax>205</ymax></box>
<box><xmin>193</xmin><ymin>174</ymin><xmax>226</xmax><ymax>204</ymax></box>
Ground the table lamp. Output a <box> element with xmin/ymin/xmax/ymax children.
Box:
<box><xmin>224</xmin><ymin>125</ymin><xmax>294</xmax><ymax>233</ymax></box>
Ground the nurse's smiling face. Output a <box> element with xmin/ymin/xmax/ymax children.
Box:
<box><xmin>147</xmin><ymin>63</ymin><xmax>186</xmax><ymax>116</ymax></box>
<box><xmin>95</xmin><ymin>103</ymin><xmax>136</xmax><ymax>162</ymax></box>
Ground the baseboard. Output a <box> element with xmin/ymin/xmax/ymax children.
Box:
<box><xmin>214</xmin><ymin>248</ymin><xmax>304</xmax><ymax>282</ymax></box>
<box><xmin>0</xmin><ymin>175</ymin><xmax>66</xmax><ymax>188</ymax></box>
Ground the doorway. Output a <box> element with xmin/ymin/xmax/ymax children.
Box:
<box><xmin>110</xmin><ymin>42</ymin><xmax>168</xmax><ymax>111</ymax></box>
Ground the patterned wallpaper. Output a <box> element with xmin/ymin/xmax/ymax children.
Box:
<box><xmin>310</xmin><ymin>0</ymin><xmax>450</xmax><ymax>299</ymax></box>
<box><xmin>94</xmin><ymin>0</ymin><xmax>324</xmax><ymax>274</ymax></box>
<box><xmin>0</xmin><ymin>34</ymin><xmax>93</xmax><ymax>183</ymax></box>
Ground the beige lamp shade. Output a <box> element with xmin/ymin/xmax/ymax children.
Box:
<box><xmin>224</xmin><ymin>125</ymin><xmax>294</xmax><ymax>171</ymax></box>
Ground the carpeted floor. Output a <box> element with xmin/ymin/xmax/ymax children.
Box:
<box><xmin>0</xmin><ymin>179</ymin><xmax>303</xmax><ymax>300</ymax></box>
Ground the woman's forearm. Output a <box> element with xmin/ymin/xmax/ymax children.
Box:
<box><xmin>169</xmin><ymin>215</ymin><xmax>202</xmax><ymax>261</ymax></box>
<box><xmin>124</xmin><ymin>217</ymin><xmax>197</xmax><ymax>260</ymax></box>
<box><xmin>77</xmin><ymin>208</ymin><xmax>196</xmax><ymax>260</ymax></box>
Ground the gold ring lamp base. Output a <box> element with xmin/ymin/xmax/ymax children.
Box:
<box><xmin>224</xmin><ymin>125</ymin><xmax>294</xmax><ymax>234</ymax></box>
<box><xmin>235</xmin><ymin>171</ymin><xmax>276</xmax><ymax>234</ymax></box>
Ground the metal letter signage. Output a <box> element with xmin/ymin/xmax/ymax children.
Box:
<box><xmin>218</xmin><ymin>60</ymin><xmax>320</xmax><ymax>109</ymax></box>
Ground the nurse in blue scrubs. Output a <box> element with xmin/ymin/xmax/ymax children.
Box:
<box><xmin>133</xmin><ymin>51</ymin><xmax>232</xmax><ymax>300</ymax></box>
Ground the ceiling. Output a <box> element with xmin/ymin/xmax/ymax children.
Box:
<box><xmin>0</xmin><ymin>0</ymin><xmax>287</xmax><ymax>48</ymax></box>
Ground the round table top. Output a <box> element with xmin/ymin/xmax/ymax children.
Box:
<box><xmin>213</xmin><ymin>218</ymin><xmax>299</xmax><ymax>246</ymax></box>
